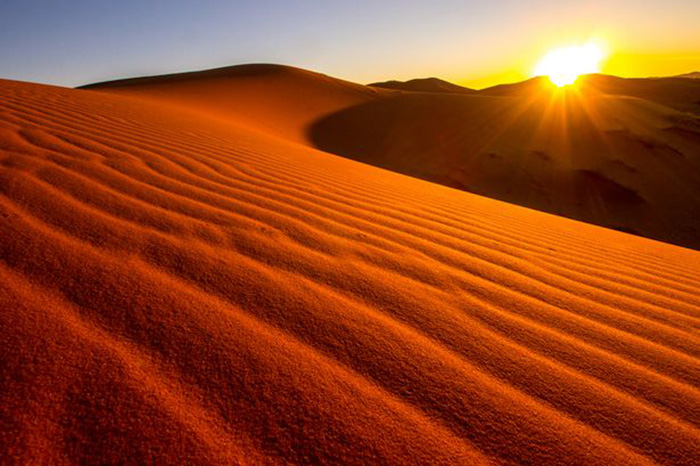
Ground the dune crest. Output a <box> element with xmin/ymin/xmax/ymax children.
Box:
<box><xmin>1</xmin><ymin>72</ymin><xmax>700</xmax><ymax>465</ymax></box>
<box><xmin>369</xmin><ymin>77</ymin><xmax>476</xmax><ymax>94</ymax></box>
<box><xmin>90</xmin><ymin>65</ymin><xmax>700</xmax><ymax>249</ymax></box>
<box><xmin>82</xmin><ymin>64</ymin><xmax>386</xmax><ymax>143</ymax></box>
<box><xmin>480</xmin><ymin>74</ymin><xmax>700</xmax><ymax>116</ymax></box>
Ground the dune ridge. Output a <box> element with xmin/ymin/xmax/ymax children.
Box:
<box><xmin>87</xmin><ymin>65</ymin><xmax>700</xmax><ymax>250</ymax></box>
<box><xmin>80</xmin><ymin>64</ymin><xmax>386</xmax><ymax>143</ymax></box>
<box><xmin>1</xmin><ymin>74</ymin><xmax>700</xmax><ymax>465</ymax></box>
<box><xmin>479</xmin><ymin>74</ymin><xmax>700</xmax><ymax>116</ymax></box>
<box><xmin>368</xmin><ymin>77</ymin><xmax>476</xmax><ymax>94</ymax></box>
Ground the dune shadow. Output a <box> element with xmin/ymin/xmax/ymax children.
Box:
<box><xmin>306</xmin><ymin>92</ymin><xmax>683</xmax><ymax>245</ymax></box>
<box><xmin>308</xmin><ymin>92</ymin><xmax>516</xmax><ymax>189</ymax></box>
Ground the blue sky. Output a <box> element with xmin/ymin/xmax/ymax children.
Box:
<box><xmin>1</xmin><ymin>0</ymin><xmax>698</xmax><ymax>88</ymax></box>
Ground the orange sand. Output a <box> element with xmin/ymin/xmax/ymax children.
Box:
<box><xmin>87</xmin><ymin>67</ymin><xmax>700</xmax><ymax>249</ymax></box>
<box><xmin>1</xmin><ymin>65</ymin><xmax>700</xmax><ymax>465</ymax></box>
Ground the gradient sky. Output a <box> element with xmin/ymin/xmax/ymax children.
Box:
<box><xmin>1</xmin><ymin>0</ymin><xmax>699</xmax><ymax>89</ymax></box>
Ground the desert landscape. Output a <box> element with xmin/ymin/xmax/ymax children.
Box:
<box><xmin>2</xmin><ymin>2</ymin><xmax>700</xmax><ymax>465</ymax></box>
<box><xmin>1</xmin><ymin>62</ymin><xmax>700</xmax><ymax>465</ymax></box>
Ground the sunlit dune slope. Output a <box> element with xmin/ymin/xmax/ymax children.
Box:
<box><xmin>2</xmin><ymin>77</ymin><xmax>700</xmax><ymax>466</ymax></box>
<box><xmin>81</xmin><ymin>64</ymin><xmax>385</xmax><ymax>143</ymax></box>
<box><xmin>310</xmin><ymin>85</ymin><xmax>700</xmax><ymax>250</ymax></box>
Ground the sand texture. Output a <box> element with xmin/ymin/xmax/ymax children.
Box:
<box><xmin>89</xmin><ymin>66</ymin><xmax>700</xmax><ymax>249</ymax></box>
<box><xmin>1</xmin><ymin>66</ymin><xmax>700</xmax><ymax>465</ymax></box>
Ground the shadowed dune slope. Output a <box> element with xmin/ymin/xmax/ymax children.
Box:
<box><xmin>579</xmin><ymin>75</ymin><xmax>700</xmax><ymax>116</ymax></box>
<box><xmin>583</xmin><ymin>75</ymin><xmax>700</xmax><ymax>116</ymax></box>
<box><xmin>2</xmin><ymin>78</ymin><xmax>700</xmax><ymax>465</ymax></box>
<box><xmin>310</xmin><ymin>89</ymin><xmax>700</xmax><ymax>250</ymax></box>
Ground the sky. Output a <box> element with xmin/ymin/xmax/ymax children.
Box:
<box><xmin>1</xmin><ymin>0</ymin><xmax>699</xmax><ymax>89</ymax></box>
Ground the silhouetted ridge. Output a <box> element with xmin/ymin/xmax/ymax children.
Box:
<box><xmin>480</xmin><ymin>74</ymin><xmax>700</xmax><ymax>115</ymax></box>
<box><xmin>369</xmin><ymin>77</ymin><xmax>475</xmax><ymax>94</ymax></box>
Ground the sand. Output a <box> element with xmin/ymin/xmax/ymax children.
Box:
<box><xmin>87</xmin><ymin>66</ymin><xmax>700</xmax><ymax>250</ymax></box>
<box><xmin>81</xmin><ymin>64</ymin><xmax>385</xmax><ymax>143</ymax></box>
<box><xmin>313</xmin><ymin>78</ymin><xmax>700</xmax><ymax>250</ymax></box>
<box><xmin>1</xmin><ymin>66</ymin><xmax>700</xmax><ymax>465</ymax></box>
<box><xmin>369</xmin><ymin>77</ymin><xmax>476</xmax><ymax>94</ymax></box>
<box><xmin>480</xmin><ymin>74</ymin><xmax>700</xmax><ymax>116</ymax></box>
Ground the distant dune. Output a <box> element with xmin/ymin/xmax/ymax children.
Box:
<box><xmin>2</xmin><ymin>66</ymin><xmax>700</xmax><ymax>465</ymax></box>
<box><xmin>369</xmin><ymin>77</ymin><xmax>476</xmax><ymax>94</ymax></box>
<box><xmin>374</xmin><ymin>74</ymin><xmax>700</xmax><ymax>117</ymax></box>
<box><xmin>481</xmin><ymin>74</ymin><xmax>700</xmax><ymax>116</ymax></box>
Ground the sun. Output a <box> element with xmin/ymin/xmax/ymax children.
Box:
<box><xmin>534</xmin><ymin>42</ymin><xmax>605</xmax><ymax>87</ymax></box>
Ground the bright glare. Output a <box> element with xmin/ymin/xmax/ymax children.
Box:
<box><xmin>534</xmin><ymin>42</ymin><xmax>605</xmax><ymax>87</ymax></box>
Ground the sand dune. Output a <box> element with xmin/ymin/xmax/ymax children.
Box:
<box><xmin>481</xmin><ymin>74</ymin><xmax>700</xmax><ymax>116</ymax></box>
<box><xmin>90</xmin><ymin>66</ymin><xmax>700</xmax><ymax>249</ymax></box>
<box><xmin>2</xmin><ymin>70</ymin><xmax>700</xmax><ymax>465</ymax></box>
<box><xmin>372</xmin><ymin>74</ymin><xmax>700</xmax><ymax>116</ymax></box>
<box><xmin>81</xmin><ymin>64</ymin><xmax>385</xmax><ymax>144</ymax></box>
<box><xmin>369</xmin><ymin>77</ymin><xmax>476</xmax><ymax>94</ymax></box>
<box><xmin>310</xmin><ymin>88</ymin><xmax>700</xmax><ymax>249</ymax></box>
